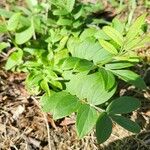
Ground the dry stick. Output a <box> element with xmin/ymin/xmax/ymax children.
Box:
<box><xmin>43</xmin><ymin>113</ymin><xmax>52</xmax><ymax>150</ymax></box>
<box><xmin>31</xmin><ymin>96</ymin><xmax>52</xmax><ymax>150</ymax></box>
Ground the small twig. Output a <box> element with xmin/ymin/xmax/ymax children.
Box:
<box><xmin>43</xmin><ymin>113</ymin><xmax>52</xmax><ymax>150</ymax></box>
<box><xmin>11</xmin><ymin>145</ymin><xmax>19</xmax><ymax>150</ymax></box>
<box><xmin>31</xmin><ymin>96</ymin><xmax>52</xmax><ymax>150</ymax></box>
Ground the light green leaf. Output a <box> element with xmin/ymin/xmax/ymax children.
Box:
<box><xmin>80</xmin><ymin>28</ymin><xmax>97</xmax><ymax>40</ymax></box>
<box><xmin>57</xmin><ymin>18</ymin><xmax>72</xmax><ymax>26</ymax></box>
<box><xmin>66</xmin><ymin>0</ymin><xmax>75</xmax><ymax>12</ymax></box>
<box><xmin>67</xmin><ymin>70</ymin><xmax>116</xmax><ymax>105</ymax></box>
<box><xmin>125</xmin><ymin>35</ymin><xmax>150</xmax><ymax>51</ymax></box>
<box><xmin>0</xmin><ymin>23</ymin><xmax>7</xmax><ymax>33</ymax></box>
<box><xmin>7</xmin><ymin>13</ymin><xmax>21</xmax><ymax>31</ymax></box>
<box><xmin>5</xmin><ymin>49</ymin><xmax>23</xmax><ymax>70</ymax></box>
<box><xmin>53</xmin><ymin>9</ymin><xmax>68</xmax><ymax>16</ymax></box>
<box><xmin>111</xmin><ymin>115</ymin><xmax>141</xmax><ymax>133</ymax></box>
<box><xmin>76</xmin><ymin>104</ymin><xmax>98</xmax><ymax>138</ymax></box>
<box><xmin>96</xmin><ymin>112</ymin><xmax>112</xmax><ymax>144</ymax></box>
<box><xmin>99</xmin><ymin>39</ymin><xmax>118</xmax><ymax>55</ymax></box>
<box><xmin>59</xmin><ymin>57</ymin><xmax>94</xmax><ymax>72</ymax></box>
<box><xmin>103</xmin><ymin>26</ymin><xmax>124</xmax><ymax>46</ymax></box>
<box><xmin>54</xmin><ymin>49</ymin><xmax>69</xmax><ymax>64</ymax></box>
<box><xmin>55</xmin><ymin>36</ymin><xmax>69</xmax><ymax>52</ymax></box>
<box><xmin>105</xmin><ymin>61</ymin><xmax>134</xmax><ymax>70</ymax></box>
<box><xmin>110</xmin><ymin>70</ymin><xmax>146</xmax><ymax>89</ymax></box>
<box><xmin>0</xmin><ymin>8</ymin><xmax>13</xmax><ymax>18</ymax></box>
<box><xmin>114</xmin><ymin>56</ymin><xmax>140</xmax><ymax>63</ymax></box>
<box><xmin>73</xmin><ymin>5</ymin><xmax>83</xmax><ymax>19</ymax></box>
<box><xmin>15</xmin><ymin>22</ymin><xmax>34</xmax><ymax>45</ymax></box>
<box><xmin>126</xmin><ymin>14</ymin><xmax>147</xmax><ymax>41</ymax></box>
<box><xmin>26</xmin><ymin>0</ymin><xmax>38</xmax><ymax>10</ymax></box>
<box><xmin>0</xmin><ymin>42</ymin><xmax>10</xmax><ymax>53</ymax></box>
<box><xmin>40</xmin><ymin>92</ymin><xmax>79</xmax><ymax>120</ymax></box>
<box><xmin>112</xmin><ymin>18</ymin><xmax>125</xmax><ymax>33</ymax></box>
<box><xmin>40</xmin><ymin>79</ymin><xmax>50</xmax><ymax>96</ymax></box>
<box><xmin>25</xmin><ymin>71</ymin><xmax>43</xmax><ymax>94</ymax></box>
<box><xmin>67</xmin><ymin>37</ymin><xmax>113</xmax><ymax>65</ymax></box>
<box><xmin>94</xmin><ymin>30</ymin><xmax>110</xmax><ymax>40</ymax></box>
<box><xmin>124</xmin><ymin>37</ymin><xmax>142</xmax><ymax>51</ymax></box>
<box><xmin>106</xmin><ymin>96</ymin><xmax>141</xmax><ymax>114</ymax></box>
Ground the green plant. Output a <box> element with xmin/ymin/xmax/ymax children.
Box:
<box><xmin>0</xmin><ymin>0</ymin><xmax>150</xmax><ymax>144</ymax></box>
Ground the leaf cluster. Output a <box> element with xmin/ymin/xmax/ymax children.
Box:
<box><xmin>0</xmin><ymin>0</ymin><xmax>149</xmax><ymax>143</ymax></box>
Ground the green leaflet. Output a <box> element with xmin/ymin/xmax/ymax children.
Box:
<box><xmin>112</xmin><ymin>18</ymin><xmax>125</xmax><ymax>34</ymax></box>
<box><xmin>15</xmin><ymin>21</ymin><xmax>34</xmax><ymax>44</ymax></box>
<box><xmin>0</xmin><ymin>42</ymin><xmax>10</xmax><ymax>53</ymax></box>
<box><xmin>67</xmin><ymin>69</ymin><xmax>116</xmax><ymax>105</ymax></box>
<box><xmin>58</xmin><ymin>57</ymin><xmax>94</xmax><ymax>72</ymax></box>
<box><xmin>94</xmin><ymin>30</ymin><xmax>110</xmax><ymax>40</ymax></box>
<box><xmin>40</xmin><ymin>79</ymin><xmax>50</xmax><ymax>96</ymax></box>
<box><xmin>103</xmin><ymin>26</ymin><xmax>124</xmax><ymax>46</ymax></box>
<box><xmin>76</xmin><ymin>104</ymin><xmax>98</xmax><ymax>138</ymax></box>
<box><xmin>57</xmin><ymin>18</ymin><xmax>73</xmax><ymax>26</ymax></box>
<box><xmin>25</xmin><ymin>71</ymin><xmax>43</xmax><ymax>94</ymax></box>
<box><xmin>7</xmin><ymin>13</ymin><xmax>21</xmax><ymax>31</ymax></box>
<box><xmin>110</xmin><ymin>69</ymin><xmax>146</xmax><ymax>89</ymax></box>
<box><xmin>126</xmin><ymin>14</ymin><xmax>147</xmax><ymax>41</ymax></box>
<box><xmin>53</xmin><ymin>9</ymin><xmax>69</xmax><ymax>16</ymax></box>
<box><xmin>96</xmin><ymin>112</ymin><xmax>112</xmax><ymax>144</ymax></box>
<box><xmin>105</xmin><ymin>61</ymin><xmax>134</xmax><ymax>70</ymax></box>
<box><xmin>66</xmin><ymin>0</ymin><xmax>75</xmax><ymax>12</ymax></box>
<box><xmin>0</xmin><ymin>23</ymin><xmax>7</xmax><ymax>33</ymax></box>
<box><xmin>99</xmin><ymin>39</ymin><xmax>118</xmax><ymax>55</ymax></box>
<box><xmin>106</xmin><ymin>96</ymin><xmax>141</xmax><ymax>115</ymax></box>
<box><xmin>0</xmin><ymin>8</ymin><xmax>13</xmax><ymax>18</ymax></box>
<box><xmin>80</xmin><ymin>28</ymin><xmax>97</xmax><ymax>40</ymax></box>
<box><xmin>26</xmin><ymin>0</ymin><xmax>38</xmax><ymax>10</ymax></box>
<box><xmin>111</xmin><ymin>115</ymin><xmax>141</xmax><ymax>133</ymax></box>
<box><xmin>5</xmin><ymin>49</ymin><xmax>23</xmax><ymax>70</ymax></box>
<box><xmin>40</xmin><ymin>91</ymin><xmax>79</xmax><ymax>120</ymax></box>
<box><xmin>67</xmin><ymin>37</ymin><xmax>113</xmax><ymax>65</ymax></box>
<box><xmin>124</xmin><ymin>35</ymin><xmax>150</xmax><ymax>51</ymax></box>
